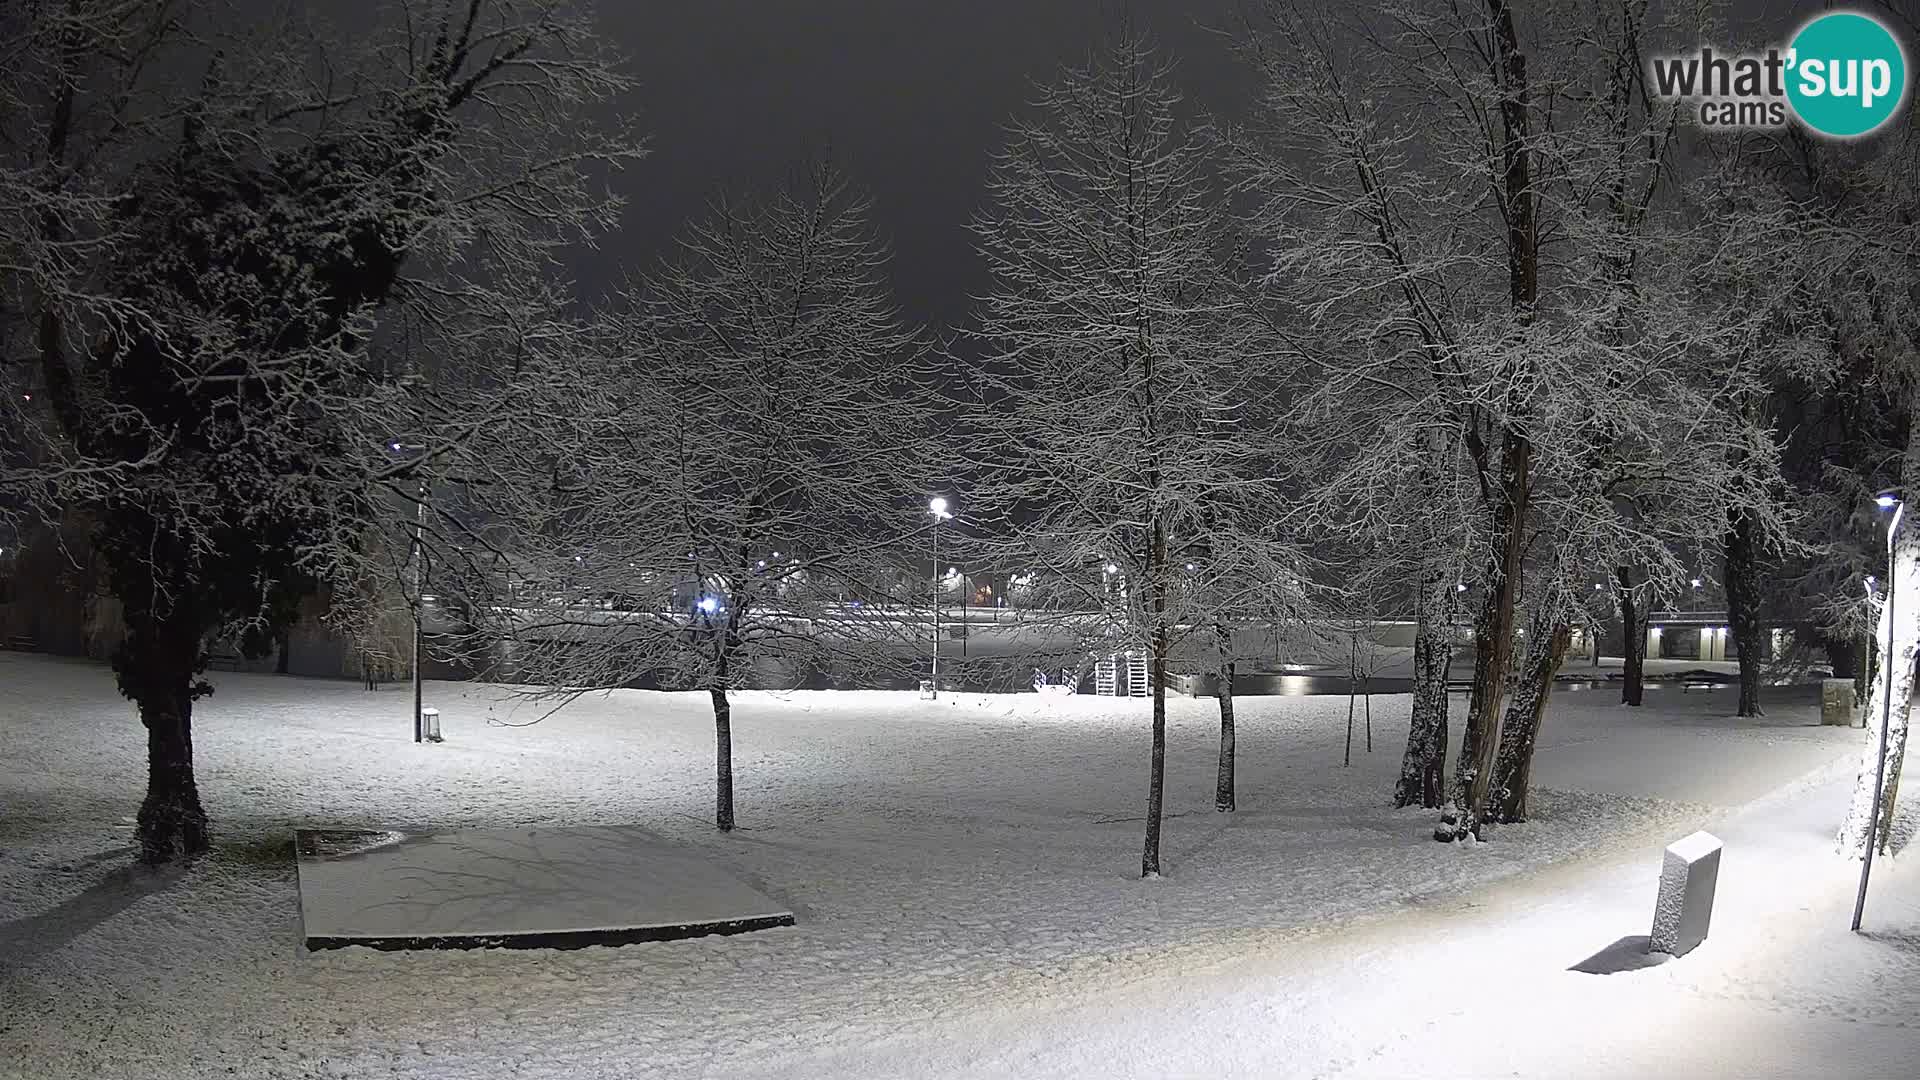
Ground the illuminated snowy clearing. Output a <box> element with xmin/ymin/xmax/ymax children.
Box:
<box><xmin>0</xmin><ymin>652</ymin><xmax>1884</xmax><ymax>1079</ymax></box>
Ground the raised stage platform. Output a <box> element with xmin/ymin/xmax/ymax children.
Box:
<box><xmin>294</xmin><ymin>825</ymin><xmax>794</xmax><ymax>950</ymax></box>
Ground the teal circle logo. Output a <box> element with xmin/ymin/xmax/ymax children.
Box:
<box><xmin>1786</xmin><ymin>12</ymin><xmax>1908</xmax><ymax>138</ymax></box>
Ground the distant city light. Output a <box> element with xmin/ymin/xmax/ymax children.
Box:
<box><xmin>1594</xmin><ymin>582</ymin><xmax>1604</xmax><ymax>590</ymax></box>
<box><xmin>1105</xmin><ymin>563</ymin><xmax>1118</xmax><ymax>574</ymax></box>
<box><xmin>1456</xmin><ymin>583</ymin><xmax>1468</xmax><ymax>592</ymax></box>
<box><xmin>1185</xmin><ymin>563</ymin><xmax>1196</xmax><ymax>571</ymax></box>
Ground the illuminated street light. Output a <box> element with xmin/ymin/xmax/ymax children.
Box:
<box><xmin>928</xmin><ymin>497</ymin><xmax>952</xmax><ymax>699</ymax></box>
<box><xmin>1856</xmin><ymin>492</ymin><xmax>1905</xmax><ymax>932</ymax></box>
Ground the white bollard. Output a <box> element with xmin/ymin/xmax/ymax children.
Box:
<box><xmin>1821</xmin><ymin>679</ymin><xmax>1857</xmax><ymax>726</ymax></box>
<box><xmin>1650</xmin><ymin>830</ymin><xmax>1721</xmax><ymax>957</ymax></box>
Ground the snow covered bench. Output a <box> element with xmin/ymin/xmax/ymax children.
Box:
<box><xmin>1676</xmin><ymin>670</ymin><xmax>1724</xmax><ymax>694</ymax></box>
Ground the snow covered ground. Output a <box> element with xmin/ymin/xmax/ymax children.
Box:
<box><xmin>0</xmin><ymin>651</ymin><xmax>1902</xmax><ymax>1078</ymax></box>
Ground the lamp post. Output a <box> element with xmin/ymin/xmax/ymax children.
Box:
<box><xmin>1854</xmin><ymin>493</ymin><xmax>1905</xmax><ymax>932</ymax></box>
<box><xmin>390</xmin><ymin>440</ymin><xmax>429</xmax><ymax>742</ymax></box>
<box><xmin>956</xmin><ymin>566</ymin><xmax>968</xmax><ymax>657</ymax></box>
<box><xmin>929</xmin><ymin>497</ymin><xmax>951</xmax><ymax>698</ymax></box>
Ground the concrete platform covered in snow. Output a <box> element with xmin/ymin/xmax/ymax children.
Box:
<box><xmin>294</xmin><ymin>825</ymin><xmax>794</xmax><ymax>950</ymax></box>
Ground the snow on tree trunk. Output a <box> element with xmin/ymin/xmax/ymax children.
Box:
<box><xmin>1396</xmin><ymin>596</ymin><xmax>1452</xmax><ymax>808</ymax></box>
<box><xmin>1839</xmin><ymin>523</ymin><xmax>1919</xmax><ymax>858</ymax></box>
<box><xmin>1724</xmin><ymin>508</ymin><xmax>1765</xmax><ymax>717</ymax></box>
<box><xmin>1214</xmin><ymin>620</ymin><xmax>1236</xmax><ymax>813</ymax></box>
<box><xmin>1617</xmin><ymin>566</ymin><xmax>1648</xmax><ymax>707</ymax></box>
<box><xmin>1487</xmin><ymin>617</ymin><xmax>1571</xmax><ymax>824</ymax></box>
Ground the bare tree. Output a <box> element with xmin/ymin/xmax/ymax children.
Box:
<box><xmin>1224</xmin><ymin>1</ymin><xmax>1545</xmax><ymax>837</ymax></box>
<box><xmin>1225</xmin><ymin>0</ymin><xmax>1793</xmax><ymax>835</ymax></box>
<box><xmin>962</xmin><ymin>34</ymin><xmax>1290</xmax><ymax>876</ymax></box>
<box><xmin>490</xmin><ymin>161</ymin><xmax>929</xmax><ymax>832</ymax></box>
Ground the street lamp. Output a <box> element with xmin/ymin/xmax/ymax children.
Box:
<box><xmin>390</xmin><ymin>439</ymin><xmax>431</xmax><ymax>743</ymax></box>
<box><xmin>1854</xmin><ymin>492</ymin><xmax>1905</xmax><ymax>932</ymax></box>
<box><xmin>928</xmin><ymin>497</ymin><xmax>951</xmax><ymax>698</ymax></box>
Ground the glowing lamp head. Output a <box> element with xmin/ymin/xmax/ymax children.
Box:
<box><xmin>696</xmin><ymin>596</ymin><xmax>719</xmax><ymax>614</ymax></box>
<box><xmin>929</xmin><ymin>496</ymin><xmax>949</xmax><ymax>517</ymax></box>
<box><xmin>1878</xmin><ymin>494</ymin><xmax>1901</xmax><ymax>509</ymax></box>
<box><xmin>1691</xmin><ymin>578</ymin><xmax>1702</xmax><ymax>589</ymax></box>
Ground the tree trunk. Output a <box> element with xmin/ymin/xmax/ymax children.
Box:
<box><xmin>1142</xmin><ymin>519</ymin><xmax>1169</xmax><ymax>878</ymax></box>
<box><xmin>136</xmin><ymin>691</ymin><xmax>208</xmax><ymax>864</ymax></box>
<box><xmin>1214</xmin><ymin>620</ymin><xmax>1235</xmax><ymax>812</ymax></box>
<box><xmin>1616</xmin><ymin>566</ymin><xmax>1647</xmax><ymax>706</ymax></box>
<box><xmin>1443</xmin><ymin>0</ymin><xmax>1537</xmax><ymax>843</ymax></box>
<box><xmin>710</xmin><ymin>686</ymin><xmax>735</xmax><ymax>832</ymax></box>
<box><xmin>1446</xmin><ymin>428</ymin><xmax>1532</xmax><ymax>841</ymax></box>
<box><xmin>1396</xmin><ymin>598</ymin><xmax>1452</xmax><ymax>808</ymax></box>
<box><xmin>1345</xmin><ymin>688</ymin><xmax>1356</xmax><ymax>767</ymax></box>
<box><xmin>117</xmin><ymin>610</ymin><xmax>211</xmax><ymax>864</ymax></box>
<box><xmin>1724</xmin><ymin>507</ymin><xmax>1765</xmax><ymax>717</ymax></box>
<box><xmin>1486</xmin><ymin>616</ymin><xmax>1571</xmax><ymax>824</ymax></box>
<box><xmin>1345</xmin><ymin>636</ymin><xmax>1357</xmax><ymax>768</ymax></box>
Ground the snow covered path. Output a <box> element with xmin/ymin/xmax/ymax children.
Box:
<box><xmin>0</xmin><ymin>653</ymin><xmax>1893</xmax><ymax>1078</ymax></box>
<box><xmin>770</xmin><ymin>761</ymin><xmax>1920</xmax><ymax>1079</ymax></box>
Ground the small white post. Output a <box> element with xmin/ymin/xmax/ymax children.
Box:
<box><xmin>1650</xmin><ymin>830</ymin><xmax>1721</xmax><ymax>957</ymax></box>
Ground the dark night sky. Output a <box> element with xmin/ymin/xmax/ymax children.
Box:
<box><xmin>580</xmin><ymin>1</ymin><xmax>1254</xmax><ymax>332</ymax></box>
<box><xmin>576</xmin><ymin>0</ymin><xmax>1835</xmax><ymax>331</ymax></box>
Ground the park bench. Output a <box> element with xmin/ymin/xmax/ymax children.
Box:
<box><xmin>1677</xmin><ymin>670</ymin><xmax>1724</xmax><ymax>693</ymax></box>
